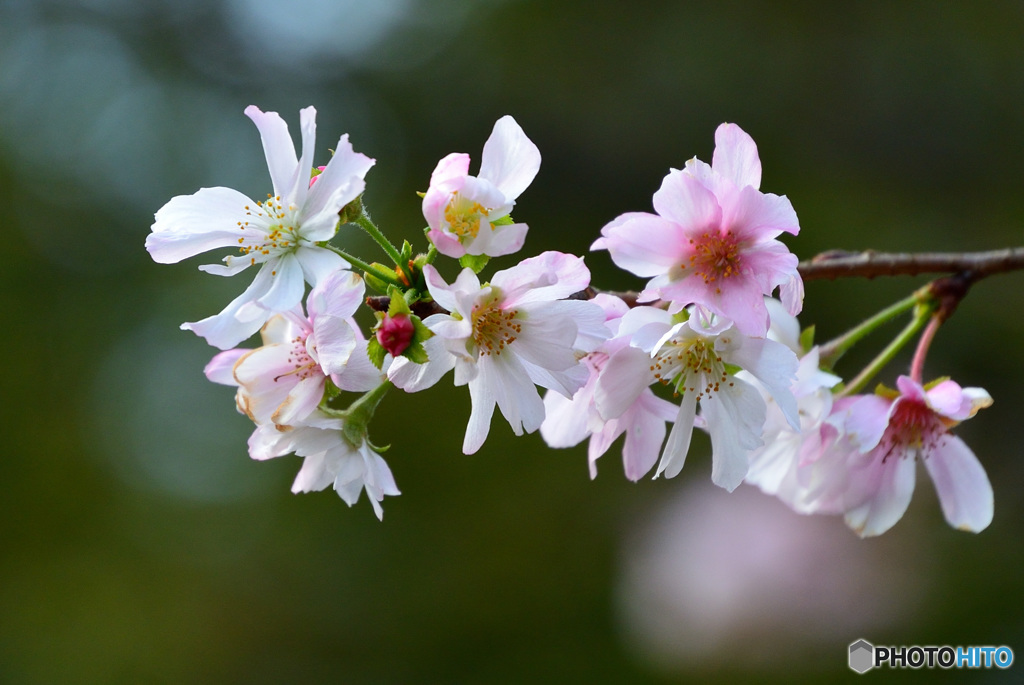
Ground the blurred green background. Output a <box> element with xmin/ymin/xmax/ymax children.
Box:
<box><xmin>2</xmin><ymin>1</ymin><xmax>1023</xmax><ymax>682</ymax></box>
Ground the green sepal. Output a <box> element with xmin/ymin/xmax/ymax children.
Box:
<box><xmin>799</xmin><ymin>325</ymin><xmax>816</xmax><ymax>354</ymax></box>
<box><xmin>387</xmin><ymin>286</ymin><xmax>412</xmax><ymax>316</ymax></box>
<box><xmin>723</xmin><ymin>362</ymin><xmax>743</xmax><ymax>376</ymax></box>
<box><xmin>460</xmin><ymin>254</ymin><xmax>490</xmax><ymax>273</ymax></box>
<box><xmin>366</xmin><ymin>438</ymin><xmax>391</xmax><ymax>454</ymax></box>
<box><xmin>874</xmin><ymin>383</ymin><xmax>900</xmax><ymax>399</ymax></box>
<box><xmin>366</xmin><ymin>336</ymin><xmax>387</xmax><ymax>370</ymax></box>
<box><xmin>670</xmin><ymin>309</ymin><xmax>691</xmax><ymax>324</ymax></box>
<box><xmin>923</xmin><ymin>376</ymin><xmax>951</xmax><ymax>391</ymax></box>
<box><xmin>399</xmin><ymin>240</ymin><xmax>415</xmax><ymax>266</ymax></box>
<box><xmin>363</xmin><ymin>262</ymin><xmax>397</xmax><ymax>293</ymax></box>
<box><xmin>402</xmin><ymin>339</ymin><xmax>430</xmax><ymax>365</ymax></box>
<box><xmin>338</xmin><ymin>195</ymin><xmax>363</xmax><ymax>225</ymax></box>
<box><xmin>492</xmin><ymin>214</ymin><xmax>514</xmax><ymax>227</ymax></box>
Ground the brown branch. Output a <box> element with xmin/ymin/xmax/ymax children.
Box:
<box><xmin>798</xmin><ymin>247</ymin><xmax>1024</xmax><ymax>281</ymax></box>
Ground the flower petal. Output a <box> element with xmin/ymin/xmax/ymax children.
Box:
<box><xmin>924</xmin><ymin>436</ymin><xmax>994</xmax><ymax>532</ymax></box>
<box><xmin>478</xmin><ymin>115</ymin><xmax>541</xmax><ymax>201</ymax></box>
<box><xmin>712</xmin><ymin>122</ymin><xmax>762</xmax><ymax>190</ymax></box>
<box><xmin>245</xmin><ymin>105</ymin><xmax>299</xmax><ymax>200</ymax></box>
<box><xmin>844</xmin><ymin>456</ymin><xmax>917</xmax><ymax>537</ymax></box>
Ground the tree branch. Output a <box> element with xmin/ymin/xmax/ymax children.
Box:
<box><xmin>798</xmin><ymin>247</ymin><xmax>1024</xmax><ymax>281</ymax></box>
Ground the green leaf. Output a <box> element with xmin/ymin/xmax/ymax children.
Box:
<box><xmin>459</xmin><ymin>253</ymin><xmax>490</xmax><ymax>273</ymax></box>
<box><xmin>366</xmin><ymin>336</ymin><xmax>387</xmax><ymax>369</ymax></box>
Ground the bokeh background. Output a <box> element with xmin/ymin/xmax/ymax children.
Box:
<box><xmin>3</xmin><ymin>1</ymin><xmax>1023</xmax><ymax>682</ymax></box>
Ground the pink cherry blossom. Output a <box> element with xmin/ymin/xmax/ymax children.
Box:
<box><xmin>147</xmin><ymin>106</ymin><xmax>374</xmax><ymax>349</ymax></box>
<box><xmin>591</xmin><ymin>123</ymin><xmax>801</xmax><ymax>337</ymax></box>
<box><xmin>540</xmin><ymin>294</ymin><xmax>678</xmax><ymax>481</ymax></box>
<box><xmin>388</xmin><ymin>252</ymin><xmax>608</xmax><ymax>454</ymax></box>
<box><xmin>818</xmin><ymin>376</ymin><xmax>994</xmax><ymax>537</ymax></box>
<box><xmin>423</xmin><ymin>115</ymin><xmax>541</xmax><ymax>259</ymax></box>
<box><xmin>205</xmin><ymin>270</ymin><xmax>381</xmax><ymax>428</ymax></box>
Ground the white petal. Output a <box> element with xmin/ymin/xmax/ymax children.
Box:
<box><xmin>182</xmin><ymin>267</ymin><xmax>275</xmax><ymax>349</ymax></box>
<box><xmin>924</xmin><ymin>436</ymin><xmax>994</xmax><ymax>532</ymax></box>
<box><xmin>844</xmin><ymin>456</ymin><xmax>917</xmax><ymax>537</ymax></box>
<box><xmin>147</xmin><ymin>187</ymin><xmax>254</xmax><ymax>263</ymax></box>
<box><xmin>702</xmin><ymin>379</ymin><xmax>766</xmax><ymax>491</ymax></box>
<box><xmin>478</xmin><ymin>115</ymin><xmax>541</xmax><ymax>201</ymax></box>
<box><xmin>387</xmin><ymin>335</ymin><xmax>455</xmax><ymax>392</ymax></box>
<box><xmin>296</xmin><ymin>247</ymin><xmax>348</xmax><ymax>287</ymax></box>
<box><xmin>464</xmin><ymin>372</ymin><xmax>497</xmax><ymax>454</ymax></box>
<box><xmin>245</xmin><ymin>105</ymin><xmax>299</xmax><ymax>200</ymax></box>
<box><xmin>540</xmin><ymin>389</ymin><xmax>590</xmax><ymax>448</ymax></box>
<box><xmin>656</xmin><ymin>391</ymin><xmax>697</xmax><ymax>479</ymax></box>
<box><xmin>256</xmin><ymin>253</ymin><xmax>305</xmax><ymax>313</ymax></box>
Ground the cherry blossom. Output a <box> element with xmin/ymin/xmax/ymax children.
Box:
<box><xmin>388</xmin><ymin>252</ymin><xmax>607</xmax><ymax>454</ymax></box>
<box><xmin>821</xmin><ymin>376</ymin><xmax>993</xmax><ymax>537</ymax></box>
<box><xmin>147</xmin><ymin>106</ymin><xmax>374</xmax><ymax>349</ymax></box>
<box><xmin>591</xmin><ymin>123</ymin><xmax>801</xmax><ymax>336</ymax></box>
<box><xmin>540</xmin><ymin>294</ymin><xmax>678</xmax><ymax>481</ymax></box>
<box><xmin>423</xmin><ymin>115</ymin><xmax>541</xmax><ymax>259</ymax></box>
<box><xmin>595</xmin><ymin>307</ymin><xmax>799</xmax><ymax>491</ymax></box>
<box><xmin>205</xmin><ymin>270</ymin><xmax>381</xmax><ymax>428</ymax></box>
<box><xmin>248</xmin><ymin>412</ymin><xmax>400</xmax><ymax>520</ymax></box>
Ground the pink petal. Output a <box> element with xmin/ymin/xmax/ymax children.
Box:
<box><xmin>491</xmin><ymin>251</ymin><xmax>590</xmax><ymax>305</ymax></box>
<box><xmin>923</xmin><ymin>436</ymin><xmax>993</xmax><ymax>532</ymax></box>
<box><xmin>652</xmin><ymin>169</ymin><xmax>723</xmax><ymax>233</ymax></box>
<box><xmin>712</xmin><ymin>123</ymin><xmax>762</xmax><ymax>190</ymax></box>
<box><xmin>204</xmin><ymin>349</ymin><xmax>247</xmax><ymax>386</ymax></box>
<box><xmin>843</xmin><ymin>456</ymin><xmax>917</xmax><ymax>537</ymax></box>
<box><xmin>594</xmin><ymin>212</ymin><xmax>686</xmax><ymax>277</ymax></box>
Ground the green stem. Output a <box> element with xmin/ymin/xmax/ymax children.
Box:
<box><xmin>323</xmin><ymin>244</ymin><xmax>404</xmax><ymax>287</ymax></box>
<box><xmin>322</xmin><ymin>380</ymin><xmax>393</xmax><ymax>448</ymax></box>
<box><xmin>355</xmin><ymin>213</ymin><xmax>403</xmax><ymax>266</ymax></box>
<box><xmin>838</xmin><ymin>302</ymin><xmax>935</xmax><ymax>397</ymax></box>
<box><xmin>818</xmin><ymin>292</ymin><xmax>920</xmax><ymax>370</ymax></box>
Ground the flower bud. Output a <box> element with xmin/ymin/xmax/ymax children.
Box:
<box><xmin>376</xmin><ymin>312</ymin><xmax>416</xmax><ymax>357</ymax></box>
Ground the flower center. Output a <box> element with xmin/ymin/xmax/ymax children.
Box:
<box><xmin>686</xmin><ymin>230</ymin><xmax>742</xmax><ymax>291</ymax></box>
<box><xmin>444</xmin><ymin>193</ymin><xmax>491</xmax><ymax>239</ymax></box>
<box><xmin>470</xmin><ymin>298</ymin><xmax>521</xmax><ymax>357</ymax></box>
<box><xmin>274</xmin><ymin>334</ymin><xmax>319</xmax><ymax>382</ymax></box>
<box><xmin>650</xmin><ymin>336</ymin><xmax>732</xmax><ymax>400</ymax></box>
<box><xmin>232</xmin><ymin>194</ymin><xmax>301</xmax><ymax>267</ymax></box>
<box><xmin>881</xmin><ymin>398</ymin><xmax>946</xmax><ymax>459</ymax></box>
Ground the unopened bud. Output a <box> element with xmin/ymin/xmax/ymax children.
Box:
<box><xmin>376</xmin><ymin>313</ymin><xmax>415</xmax><ymax>357</ymax></box>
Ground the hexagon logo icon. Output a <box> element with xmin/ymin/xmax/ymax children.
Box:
<box><xmin>849</xmin><ymin>639</ymin><xmax>874</xmax><ymax>674</ymax></box>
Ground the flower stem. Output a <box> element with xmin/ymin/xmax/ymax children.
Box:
<box><xmin>909</xmin><ymin>315</ymin><xmax>942</xmax><ymax>383</ymax></box>
<box><xmin>323</xmin><ymin>244</ymin><xmax>404</xmax><ymax>287</ymax></box>
<box><xmin>818</xmin><ymin>293</ymin><xmax>920</xmax><ymax>370</ymax></box>
<box><xmin>355</xmin><ymin>212</ymin><xmax>403</xmax><ymax>266</ymax></box>
<box><xmin>839</xmin><ymin>302</ymin><xmax>935</xmax><ymax>396</ymax></box>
